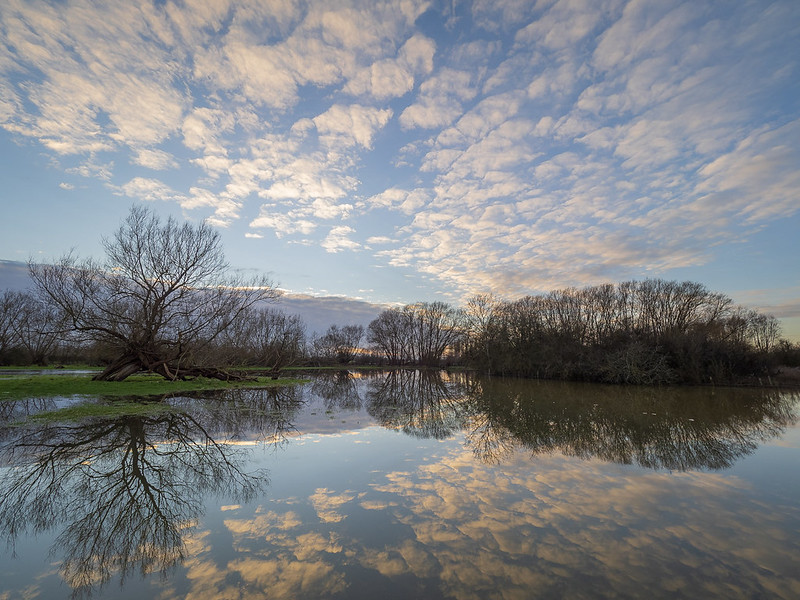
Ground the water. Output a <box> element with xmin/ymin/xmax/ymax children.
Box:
<box><xmin>1</xmin><ymin>370</ymin><xmax>798</xmax><ymax>599</ymax></box>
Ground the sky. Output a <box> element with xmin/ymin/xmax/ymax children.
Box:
<box><xmin>0</xmin><ymin>0</ymin><xmax>798</xmax><ymax>338</ymax></box>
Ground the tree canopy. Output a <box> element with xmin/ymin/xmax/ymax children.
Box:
<box><xmin>30</xmin><ymin>206</ymin><xmax>279</xmax><ymax>381</ymax></box>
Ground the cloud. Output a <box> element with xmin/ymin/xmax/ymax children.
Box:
<box><xmin>274</xmin><ymin>293</ymin><xmax>384</xmax><ymax>334</ymax></box>
<box><xmin>313</xmin><ymin>104</ymin><xmax>393</xmax><ymax>149</ymax></box>
<box><xmin>695</xmin><ymin>120</ymin><xmax>800</xmax><ymax>224</ymax></box>
<box><xmin>343</xmin><ymin>34</ymin><xmax>436</xmax><ymax>100</ymax></box>
<box><xmin>1</xmin><ymin>0</ymin><xmax>798</xmax><ymax>305</ymax></box>
<box><xmin>365</xmin><ymin>187</ymin><xmax>430</xmax><ymax>215</ymax></box>
<box><xmin>249</xmin><ymin>209</ymin><xmax>316</xmax><ymax>238</ymax></box>
<box><xmin>132</xmin><ymin>148</ymin><xmax>179</xmax><ymax>170</ymax></box>
<box><xmin>308</xmin><ymin>488</ymin><xmax>356</xmax><ymax>523</ymax></box>
<box><xmin>116</xmin><ymin>177</ymin><xmax>184</xmax><ymax>204</ymax></box>
<box><xmin>399</xmin><ymin>68</ymin><xmax>477</xmax><ymax>130</ymax></box>
<box><xmin>361</xmin><ymin>0</ymin><xmax>800</xmax><ymax>298</ymax></box>
<box><xmin>0</xmin><ymin>1</ymin><xmax>186</xmax><ymax>155</ymax></box>
<box><xmin>181</xmin><ymin>108</ymin><xmax>235</xmax><ymax>155</ymax></box>
<box><xmin>321</xmin><ymin>225</ymin><xmax>360</xmax><ymax>254</ymax></box>
<box><xmin>515</xmin><ymin>0</ymin><xmax>611</xmax><ymax>51</ymax></box>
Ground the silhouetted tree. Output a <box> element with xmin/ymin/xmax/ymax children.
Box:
<box><xmin>30</xmin><ymin>206</ymin><xmax>279</xmax><ymax>381</ymax></box>
<box><xmin>367</xmin><ymin>308</ymin><xmax>411</xmax><ymax>364</ymax></box>
<box><xmin>313</xmin><ymin>324</ymin><xmax>364</xmax><ymax>363</ymax></box>
<box><xmin>367</xmin><ymin>302</ymin><xmax>463</xmax><ymax>366</ymax></box>
<box><xmin>0</xmin><ymin>290</ymin><xmax>24</xmax><ymax>364</ymax></box>
<box><xmin>10</xmin><ymin>291</ymin><xmax>67</xmax><ymax>365</ymax></box>
<box><xmin>219</xmin><ymin>307</ymin><xmax>306</xmax><ymax>377</ymax></box>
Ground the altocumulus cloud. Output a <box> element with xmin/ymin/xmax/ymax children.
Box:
<box><xmin>0</xmin><ymin>0</ymin><xmax>798</xmax><ymax>305</ymax></box>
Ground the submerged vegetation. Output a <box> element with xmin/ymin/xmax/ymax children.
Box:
<box><xmin>0</xmin><ymin>373</ymin><xmax>307</xmax><ymax>400</ymax></box>
<box><xmin>24</xmin><ymin>399</ymin><xmax>178</xmax><ymax>423</ymax></box>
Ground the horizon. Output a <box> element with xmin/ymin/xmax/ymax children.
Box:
<box><xmin>2</xmin><ymin>258</ymin><xmax>798</xmax><ymax>342</ymax></box>
<box><xmin>1</xmin><ymin>1</ymin><xmax>798</xmax><ymax>340</ymax></box>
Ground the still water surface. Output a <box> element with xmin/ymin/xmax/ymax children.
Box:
<box><xmin>1</xmin><ymin>370</ymin><xmax>799</xmax><ymax>599</ymax></box>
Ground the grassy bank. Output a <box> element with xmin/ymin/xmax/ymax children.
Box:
<box><xmin>0</xmin><ymin>372</ymin><xmax>308</xmax><ymax>400</ymax></box>
<box><xmin>25</xmin><ymin>399</ymin><xmax>179</xmax><ymax>422</ymax></box>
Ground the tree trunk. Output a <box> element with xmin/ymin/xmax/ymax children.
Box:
<box><xmin>92</xmin><ymin>355</ymin><xmax>143</xmax><ymax>381</ymax></box>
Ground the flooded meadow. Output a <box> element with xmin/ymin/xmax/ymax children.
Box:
<box><xmin>1</xmin><ymin>370</ymin><xmax>799</xmax><ymax>599</ymax></box>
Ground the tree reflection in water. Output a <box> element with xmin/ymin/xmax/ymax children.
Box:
<box><xmin>464</xmin><ymin>379</ymin><xmax>799</xmax><ymax>469</ymax></box>
<box><xmin>1</xmin><ymin>373</ymin><xmax>797</xmax><ymax>599</ymax></box>
<box><xmin>0</xmin><ymin>406</ymin><xmax>271</xmax><ymax>599</ymax></box>
<box><xmin>169</xmin><ymin>385</ymin><xmax>305</xmax><ymax>446</ymax></box>
<box><xmin>309</xmin><ymin>369</ymin><xmax>798</xmax><ymax>470</ymax></box>
<box><xmin>310</xmin><ymin>370</ymin><xmax>365</xmax><ymax>411</ymax></box>
<box><xmin>364</xmin><ymin>369</ymin><xmax>473</xmax><ymax>439</ymax></box>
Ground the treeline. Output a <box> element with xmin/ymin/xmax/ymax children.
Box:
<box><xmin>0</xmin><ymin>287</ymin><xmax>342</xmax><ymax>374</ymax></box>
<box><xmin>0</xmin><ymin>283</ymin><xmax>366</xmax><ymax>375</ymax></box>
<box><xmin>362</xmin><ymin>280</ymin><xmax>799</xmax><ymax>385</ymax></box>
<box><xmin>458</xmin><ymin>281</ymin><xmax>796</xmax><ymax>384</ymax></box>
<box><xmin>2</xmin><ymin>279</ymin><xmax>798</xmax><ymax>385</ymax></box>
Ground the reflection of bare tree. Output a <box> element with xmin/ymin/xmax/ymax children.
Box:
<box><xmin>0</xmin><ymin>410</ymin><xmax>269</xmax><ymax>598</ymax></box>
<box><xmin>168</xmin><ymin>385</ymin><xmax>306</xmax><ymax>446</ymax></box>
<box><xmin>465</xmin><ymin>379</ymin><xmax>800</xmax><ymax>470</ymax></box>
<box><xmin>365</xmin><ymin>370</ymin><xmax>472</xmax><ymax>439</ymax></box>
<box><xmin>310</xmin><ymin>371</ymin><xmax>365</xmax><ymax>410</ymax></box>
<box><xmin>0</xmin><ymin>397</ymin><xmax>59</xmax><ymax>425</ymax></box>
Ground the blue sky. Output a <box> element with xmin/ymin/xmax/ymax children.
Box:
<box><xmin>0</xmin><ymin>0</ymin><xmax>798</xmax><ymax>338</ymax></box>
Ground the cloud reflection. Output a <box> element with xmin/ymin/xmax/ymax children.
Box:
<box><xmin>198</xmin><ymin>441</ymin><xmax>800</xmax><ymax>599</ymax></box>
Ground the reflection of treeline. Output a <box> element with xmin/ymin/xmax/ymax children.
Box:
<box><xmin>367</xmin><ymin>280</ymin><xmax>799</xmax><ymax>384</ymax></box>
<box><xmin>167</xmin><ymin>386</ymin><xmax>305</xmax><ymax>444</ymax></box>
<box><xmin>364</xmin><ymin>369</ymin><xmax>472</xmax><ymax>439</ymax></box>
<box><xmin>464</xmin><ymin>378</ymin><xmax>798</xmax><ymax>469</ymax></box>
<box><xmin>303</xmin><ymin>369</ymin><xmax>799</xmax><ymax>470</ymax></box>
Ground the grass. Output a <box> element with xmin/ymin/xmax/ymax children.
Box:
<box><xmin>0</xmin><ymin>364</ymin><xmax>101</xmax><ymax>371</ymax></box>
<box><xmin>0</xmin><ymin>372</ymin><xmax>309</xmax><ymax>400</ymax></box>
<box><xmin>24</xmin><ymin>399</ymin><xmax>179</xmax><ymax>423</ymax></box>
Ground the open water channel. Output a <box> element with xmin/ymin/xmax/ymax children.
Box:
<box><xmin>1</xmin><ymin>370</ymin><xmax>798</xmax><ymax>599</ymax></box>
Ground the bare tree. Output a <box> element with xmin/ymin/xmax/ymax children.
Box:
<box><xmin>405</xmin><ymin>302</ymin><xmax>464</xmax><ymax>366</ymax></box>
<box><xmin>0</xmin><ymin>290</ymin><xmax>24</xmax><ymax>364</ymax></box>
<box><xmin>233</xmin><ymin>307</ymin><xmax>306</xmax><ymax>377</ymax></box>
<box><xmin>367</xmin><ymin>303</ymin><xmax>463</xmax><ymax>366</ymax></box>
<box><xmin>313</xmin><ymin>324</ymin><xmax>364</xmax><ymax>363</ymax></box>
<box><xmin>10</xmin><ymin>291</ymin><xmax>67</xmax><ymax>365</ymax></box>
<box><xmin>367</xmin><ymin>308</ymin><xmax>411</xmax><ymax>364</ymax></box>
<box><xmin>29</xmin><ymin>206</ymin><xmax>279</xmax><ymax>381</ymax></box>
<box><xmin>746</xmin><ymin>311</ymin><xmax>781</xmax><ymax>353</ymax></box>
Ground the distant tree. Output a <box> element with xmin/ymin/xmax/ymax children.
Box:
<box><xmin>405</xmin><ymin>302</ymin><xmax>464</xmax><ymax>366</ymax></box>
<box><xmin>0</xmin><ymin>290</ymin><xmax>24</xmax><ymax>364</ymax></box>
<box><xmin>745</xmin><ymin>311</ymin><xmax>780</xmax><ymax>353</ymax></box>
<box><xmin>11</xmin><ymin>291</ymin><xmax>67</xmax><ymax>365</ymax></box>
<box><xmin>367</xmin><ymin>303</ymin><xmax>463</xmax><ymax>366</ymax></box>
<box><xmin>238</xmin><ymin>307</ymin><xmax>306</xmax><ymax>377</ymax></box>
<box><xmin>313</xmin><ymin>324</ymin><xmax>364</xmax><ymax>363</ymax></box>
<box><xmin>367</xmin><ymin>308</ymin><xmax>411</xmax><ymax>364</ymax></box>
<box><xmin>29</xmin><ymin>206</ymin><xmax>279</xmax><ymax>381</ymax></box>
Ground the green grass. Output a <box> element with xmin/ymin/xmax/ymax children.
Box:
<box><xmin>0</xmin><ymin>373</ymin><xmax>308</xmax><ymax>400</ymax></box>
<box><xmin>24</xmin><ymin>399</ymin><xmax>179</xmax><ymax>423</ymax></box>
<box><xmin>0</xmin><ymin>364</ymin><xmax>102</xmax><ymax>371</ymax></box>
